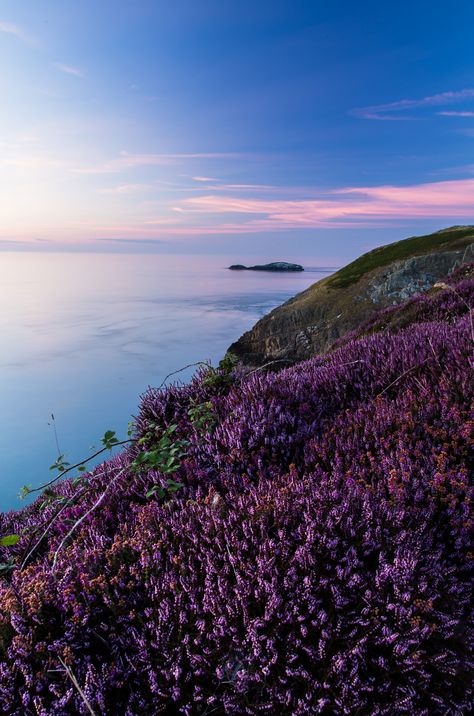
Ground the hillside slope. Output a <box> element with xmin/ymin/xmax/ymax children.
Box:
<box><xmin>229</xmin><ymin>225</ymin><xmax>474</xmax><ymax>366</ymax></box>
<box><xmin>0</xmin><ymin>264</ymin><xmax>472</xmax><ymax>714</ymax></box>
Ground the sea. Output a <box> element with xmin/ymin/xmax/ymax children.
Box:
<box><xmin>0</xmin><ymin>253</ymin><xmax>334</xmax><ymax>510</ymax></box>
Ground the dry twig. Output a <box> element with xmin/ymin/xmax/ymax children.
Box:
<box><xmin>28</xmin><ymin>439</ymin><xmax>133</xmax><ymax>495</ymax></box>
<box><xmin>157</xmin><ymin>361</ymin><xmax>212</xmax><ymax>390</ymax></box>
<box><xmin>58</xmin><ymin>656</ymin><xmax>96</xmax><ymax>715</ymax></box>
<box><xmin>51</xmin><ymin>467</ymin><xmax>126</xmax><ymax>573</ymax></box>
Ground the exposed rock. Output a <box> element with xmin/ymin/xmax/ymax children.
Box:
<box><xmin>228</xmin><ymin>226</ymin><xmax>474</xmax><ymax>367</ymax></box>
<box><xmin>366</xmin><ymin>248</ymin><xmax>473</xmax><ymax>304</ymax></box>
<box><xmin>228</xmin><ymin>261</ymin><xmax>304</xmax><ymax>272</ymax></box>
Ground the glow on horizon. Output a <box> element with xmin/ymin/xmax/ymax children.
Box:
<box><xmin>2</xmin><ymin>173</ymin><xmax>473</xmax><ymax>245</ymax></box>
<box><xmin>0</xmin><ymin>2</ymin><xmax>473</xmax><ymax>255</ymax></box>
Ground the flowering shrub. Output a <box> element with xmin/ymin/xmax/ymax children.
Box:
<box><xmin>0</xmin><ymin>272</ymin><xmax>472</xmax><ymax>714</ymax></box>
<box><xmin>333</xmin><ymin>262</ymin><xmax>474</xmax><ymax>349</ymax></box>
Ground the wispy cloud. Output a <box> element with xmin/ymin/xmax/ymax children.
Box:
<box><xmin>206</xmin><ymin>183</ymin><xmax>289</xmax><ymax>192</ymax></box>
<box><xmin>351</xmin><ymin>88</ymin><xmax>474</xmax><ymax>120</ymax></box>
<box><xmin>191</xmin><ymin>176</ymin><xmax>218</xmax><ymax>182</ymax></box>
<box><xmin>0</xmin><ymin>134</ymin><xmax>39</xmax><ymax>151</ymax></box>
<box><xmin>55</xmin><ymin>63</ymin><xmax>84</xmax><ymax>78</ymax></box>
<box><xmin>0</xmin><ymin>155</ymin><xmax>63</xmax><ymax>170</ymax></box>
<box><xmin>70</xmin><ymin>151</ymin><xmax>254</xmax><ymax>175</ymax></box>
<box><xmin>90</xmin><ymin>177</ymin><xmax>474</xmax><ymax>239</ymax></box>
<box><xmin>70</xmin><ymin>167</ymin><xmax>117</xmax><ymax>175</ymax></box>
<box><xmin>353</xmin><ymin>113</ymin><xmax>416</xmax><ymax>122</ymax></box>
<box><xmin>99</xmin><ymin>183</ymin><xmax>154</xmax><ymax>194</ymax></box>
<box><xmin>98</xmin><ymin>237</ymin><xmax>167</xmax><ymax>244</ymax></box>
<box><xmin>111</xmin><ymin>151</ymin><xmax>252</xmax><ymax>169</ymax></box>
<box><xmin>430</xmin><ymin>163</ymin><xmax>474</xmax><ymax>176</ymax></box>
<box><xmin>437</xmin><ymin>111</ymin><xmax>474</xmax><ymax>117</ymax></box>
<box><xmin>167</xmin><ymin>178</ymin><xmax>474</xmax><ymax>233</ymax></box>
<box><xmin>0</xmin><ymin>21</ymin><xmax>34</xmax><ymax>45</ymax></box>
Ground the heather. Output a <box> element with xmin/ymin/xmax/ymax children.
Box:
<box><xmin>0</xmin><ymin>274</ymin><xmax>472</xmax><ymax>714</ymax></box>
<box><xmin>333</xmin><ymin>262</ymin><xmax>474</xmax><ymax>349</ymax></box>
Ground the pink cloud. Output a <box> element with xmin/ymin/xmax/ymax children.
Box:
<box><xmin>71</xmin><ymin>167</ymin><xmax>118</xmax><ymax>175</ymax></box>
<box><xmin>87</xmin><ymin>177</ymin><xmax>472</xmax><ymax>240</ymax></box>
<box><xmin>55</xmin><ymin>63</ymin><xmax>84</xmax><ymax>78</ymax></box>
<box><xmin>191</xmin><ymin>176</ymin><xmax>218</xmax><ymax>182</ymax></box>
<box><xmin>99</xmin><ymin>183</ymin><xmax>154</xmax><ymax>194</ymax></box>
<box><xmin>0</xmin><ymin>21</ymin><xmax>35</xmax><ymax>45</ymax></box>
<box><xmin>8</xmin><ymin>176</ymin><xmax>472</xmax><ymax>242</ymax></box>
<box><xmin>172</xmin><ymin>178</ymin><xmax>474</xmax><ymax>232</ymax></box>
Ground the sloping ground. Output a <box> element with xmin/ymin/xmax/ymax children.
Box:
<box><xmin>333</xmin><ymin>262</ymin><xmax>474</xmax><ymax>349</ymax></box>
<box><xmin>229</xmin><ymin>225</ymin><xmax>474</xmax><ymax>366</ymax></box>
<box><xmin>328</xmin><ymin>225</ymin><xmax>474</xmax><ymax>289</ymax></box>
<box><xmin>0</xmin><ymin>268</ymin><xmax>472</xmax><ymax>715</ymax></box>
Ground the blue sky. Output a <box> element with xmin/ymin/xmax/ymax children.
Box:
<box><xmin>0</xmin><ymin>0</ymin><xmax>473</xmax><ymax>262</ymax></box>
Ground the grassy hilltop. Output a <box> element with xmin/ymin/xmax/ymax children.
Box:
<box><xmin>329</xmin><ymin>225</ymin><xmax>474</xmax><ymax>288</ymax></box>
<box><xmin>229</xmin><ymin>225</ymin><xmax>474</xmax><ymax>366</ymax></box>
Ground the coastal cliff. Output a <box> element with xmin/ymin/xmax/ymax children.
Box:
<box><xmin>228</xmin><ymin>225</ymin><xmax>474</xmax><ymax>366</ymax></box>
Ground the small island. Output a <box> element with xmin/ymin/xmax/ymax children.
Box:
<box><xmin>228</xmin><ymin>261</ymin><xmax>304</xmax><ymax>272</ymax></box>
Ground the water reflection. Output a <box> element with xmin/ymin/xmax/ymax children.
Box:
<box><xmin>0</xmin><ymin>253</ymin><xmax>333</xmax><ymax>509</ymax></box>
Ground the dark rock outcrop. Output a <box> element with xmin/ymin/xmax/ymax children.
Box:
<box><xmin>228</xmin><ymin>226</ymin><xmax>474</xmax><ymax>366</ymax></box>
<box><xmin>229</xmin><ymin>261</ymin><xmax>304</xmax><ymax>272</ymax></box>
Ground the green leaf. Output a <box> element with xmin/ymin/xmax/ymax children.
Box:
<box><xmin>49</xmin><ymin>456</ymin><xmax>70</xmax><ymax>473</ymax></box>
<box><xmin>19</xmin><ymin>485</ymin><xmax>32</xmax><ymax>499</ymax></box>
<box><xmin>0</xmin><ymin>534</ymin><xmax>20</xmax><ymax>547</ymax></box>
<box><xmin>102</xmin><ymin>430</ymin><xmax>119</xmax><ymax>449</ymax></box>
<box><xmin>163</xmin><ymin>465</ymin><xmax>178</xmax><ymax>474</ymax></box>
<box><xmin>146</xmin><ymin>485</ymin><xmax>165</xmax><ymax>499</ymax></box>
<box><xmin>165</xmin><ymin>479</ymin><xmax>183</xmax><ymax>493</ymax></box>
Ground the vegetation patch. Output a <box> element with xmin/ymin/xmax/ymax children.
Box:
<box><xmin>328</xmin><ymin>225</ymin><xmax>474</xmax><ymax>289</ymax></box>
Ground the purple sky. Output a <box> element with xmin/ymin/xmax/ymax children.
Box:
<box><xmin>0</xmin><ymin>1</ymin><xmax>473</xmax><ymax>262</ymax></box>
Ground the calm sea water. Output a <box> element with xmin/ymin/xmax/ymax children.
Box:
<box><xmin>0</xmin><ymin>253</ymin><xmax>333</xmax><ymax>510</ymax></box>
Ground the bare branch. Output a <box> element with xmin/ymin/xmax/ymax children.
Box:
<box><xmin>157</xmin><ymin>361</ymin><xmax>212</xmax><ymax>390</ymax></box>
<box><xmin>27</xmin><ymin>439</ymin><xmax>134</xmax><ymax>495</ymax></box>
<box><xmin>51</xmin><ymin>467</ymin><xmax>126</xmax><ymax>573</ymax></box>
<box><xmin>247</xmin><ymin>359</ymin><xmax>294</xmax><ymax>374</ymax></box>
<box><xmin>58</xmin><ymin>656</ymin><xmax>96</xmax><ymax>716</ymax></box>
<box><xmin>376</xmin><ymin>358</ymin><xmax>429</xmax><ymax>398</ymax></box>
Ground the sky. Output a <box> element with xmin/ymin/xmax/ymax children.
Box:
<box><xmin>0</xmin><ymin>0</ymin><xmax>473</xmax><ymax>262</ymax></box>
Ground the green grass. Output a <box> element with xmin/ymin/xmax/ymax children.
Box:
<box><xmin>328</xmin><ymin>226</ymin><xmax>474</xmax><ymax>289</ymax></box>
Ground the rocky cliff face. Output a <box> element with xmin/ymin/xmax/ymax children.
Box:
<box><xmin>228</xmin><ymin>226</ymin><xmax>474</xmax><ymax>366</ymax></box>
